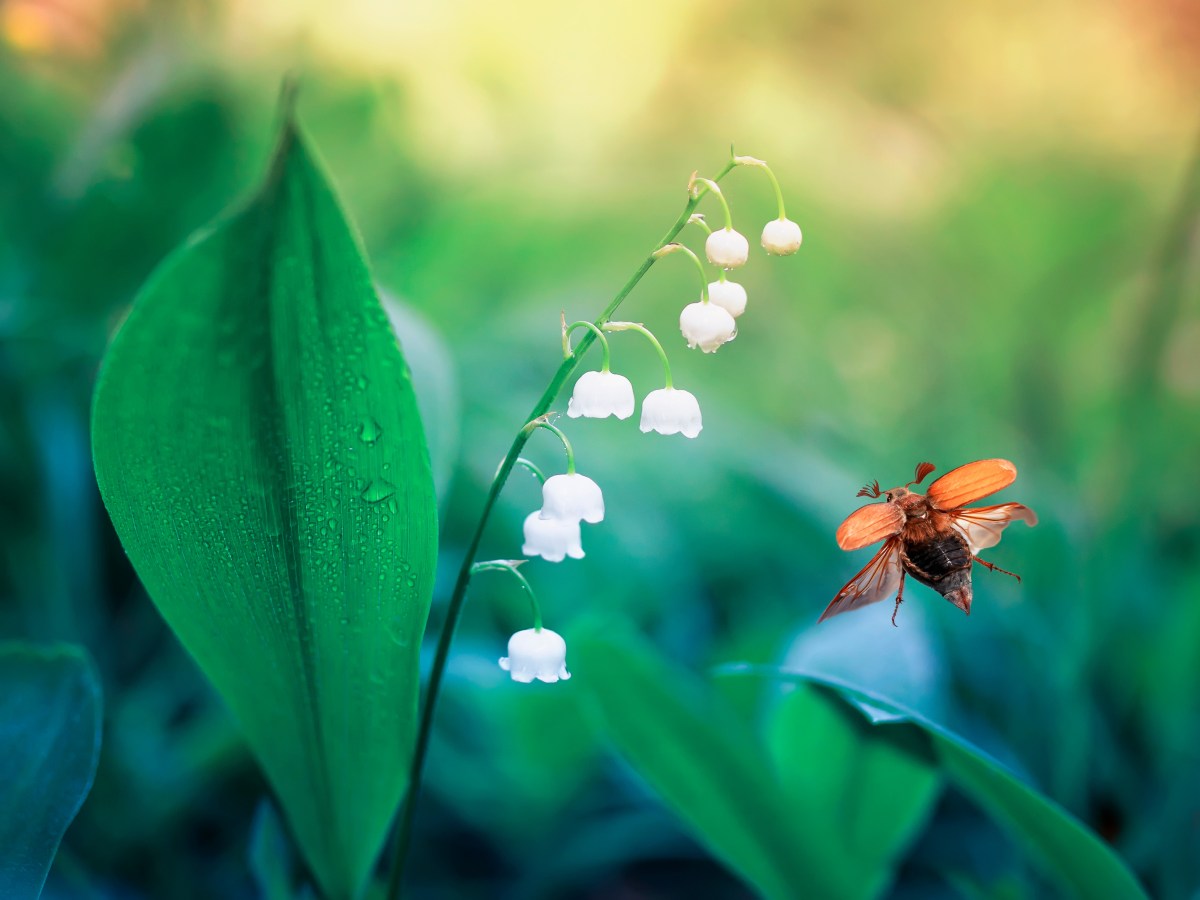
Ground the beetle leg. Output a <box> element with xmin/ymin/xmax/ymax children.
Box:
<box><xmin>973</xmin><ymin>555</ymin><xmax>1021</xmax><ymax>583</ymax></box>
<box><xmin>891</xmin><ymin>570</ymin><xmax>907</xmax><ymax>627</ymax></box>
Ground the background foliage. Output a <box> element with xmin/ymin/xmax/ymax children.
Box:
<box><xmin>1</xmin><ymin>0</ymin><xmax>1197</xmax><ymax>897</ymax></box>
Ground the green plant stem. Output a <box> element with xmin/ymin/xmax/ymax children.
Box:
<box><xmin>654</xmin><ymin>243</ymin><xmax>710</xmax><ymax>302</ymax></box>
<box><xmin>694</xmin><ymin>177</ymin><xmax>734</xmax><ymax>230</ymax></box>
<box><xmin>734</xmin><ymin>155</ymin><xmax>787</xmax><ymax>219</ymax></box>
<box><xmin>530</xmin><ymin>420</ymin><xmax>576</xmax><ymax>475</ymax></box>
<box><xmin>564</xmin><ymin>320</ymin><xmax>612</xmax><ymax>370</ymax></box>
<box><xmin>759</xmin><ymin>164</ymin><xmax>788</xmax><ymax>220</ymax></box>
<box><xmin>383</xmin><ymin>156</ymin><xmax>736</xmax><ymax>899</ymax></box>
<box><xmin>514</xmin><ymin>457</ymin><xmax>546</xmax><ymax>485</ymax></box>
<box><xmin>604</xmin><ymin>321</ymin><xmax>674</xmax><ymax>389</ymax></box>
<box><xmin>470</xmin><ymin>561</ymin><xmax>543</xmax><ymax>630</ymax></box>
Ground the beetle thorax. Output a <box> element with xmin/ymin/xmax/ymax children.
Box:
<box><xmin>885</xmin><ymin>488</ymin><xmax>931</xmax><ymax>519</ymax></box>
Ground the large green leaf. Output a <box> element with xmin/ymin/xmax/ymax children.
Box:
<box><xmin>91</xmin><ymin>112</ymin><xmax>438</xmax><ymax>899</ymax></box>
<box><xmin>571</xmin><ymin>618</ymin><xmax>862</xmax><ymax>900</ymax></box>
<box><xmin>0</xmin><ymin>642</ymin><xmax>102</xmax><ymax>900</ymax></box>
<box><xmin>737</xmin><ymin>667</ymin><xmax>1147</xmax><ymax>899</ymax></box>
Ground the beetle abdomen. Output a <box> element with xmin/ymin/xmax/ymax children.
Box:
<box><xmin>902</xmin><ymin>532</ymin><xmax>974</xmax><ymax>615</ymax></box>
<box><xmin>902</xmin><ymin>532</ymin><xmax>969</xmax><ymax>588</ymax></box>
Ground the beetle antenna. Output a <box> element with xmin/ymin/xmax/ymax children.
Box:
<box><xmin>908</xmin><ymin>462</ymin><xmax>936</xmax><ymax>487</ymax></box>
<box><xmin>856</xmin><ymin>479</ymin><xmax>881</xmax><ymax>498</ymax></box>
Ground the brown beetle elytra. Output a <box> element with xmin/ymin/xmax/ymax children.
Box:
<box><xmin>821</xmin><ymin>459</ymin><xmax>1037</xmax><ymax>626</ymax></box>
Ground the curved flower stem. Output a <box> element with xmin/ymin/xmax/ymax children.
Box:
<box><xmin>470</xmin><ymin>560</ymin><xmax>544</xmax><ymax>630</ymax></box>
<box><xmin>692</xmin><ymin>177</ymin><xmax>734</xmax><ymax>230</ymax></box>
<box><xmin>653</xmin><ymin>242</ymin><xmax>710</xmax><ymax>302</ymax></box>
<box><xmin>514</xmin><ymin>457</ymin><xmax>546</xmax><ymax>485</ymax></box>
<box><xmin>527</xmin><ymin>418</ymin><xmax>576</xmax><ymax>475</ymax></box>
<box><xmin>735</xmin><ymin>155</ymin><xmax>787</xmax><ymax>220</ymax></box>
<box><xmin>383</xmin><ymin>154</ymin><xmax>737</xmax><ymax>899</ymax></box>
<box><xmin>687</xmin><ymin>212</ymin><xmax>712</xmax><ymax>235</ymax></box>
<box><xmin>604</xmin><ymin>321</ymin><xmax>673</xmax><ymax>389</ymax></box>
<box><xmin>563</xmin><ymin>319</ymin><xmax>612</xmax><ymax>370</ymax></box>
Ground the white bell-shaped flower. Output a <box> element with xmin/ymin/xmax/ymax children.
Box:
<box><xmin>708</xmin><ymin>279</ymin><xmax>748</xmax><ymax>317</ymax></box>
<box><xmin>567</xmin><ymin>370</ymin><xmax>635</xmax><ymax>420</ymax></box>
<box><xmin>640</xmin><ymin>387</ymin><xmax>702</xmax><ymax>438</ymax></box>
<box><xmin>499</xmin><ymin>628</ymin><xmax>571</xmax><ymax>683</ymax></box>
<box><xmin>679</xmin><ymin>301</ymin><xmax>737</xmax><ymax>353</ymax></box>
<box><xmin>541</xmin><ymin>473</ymin><xmax>605</xmax><ymax>523</ymax></box>
<box><xmin>522</xmin><ymin>511</ymin><xmax>584</xmax><ymax>562</ymax></box>
<box><xmin>761</xmin><ymin>218</ymin><xmax>803</xmax><ymax>255</ymax></box>
<box><xmin>705</xmin><ymin>227</ymin><xmax>750</xmax><ymax>269</ymax></box>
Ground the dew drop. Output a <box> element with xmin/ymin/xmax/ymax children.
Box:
<box><xmin>387</xmin><ymin>618</ymin><xmax>411</xmax><ymax>647</ymax></box>
<box><xmin>361</xmin><ymin>478</ymin><xmax>396</xmax><ymax>503</ymax></box>
<box><xmin>359</xmin><ymin>417</ymin><xmax>382</xmax><ymax>444</ymax></box>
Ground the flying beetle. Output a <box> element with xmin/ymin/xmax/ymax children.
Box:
<box><xmin>821</xmin><ymin>459</ymin><xmax>1037</xmax><ymax>625</ymax></box>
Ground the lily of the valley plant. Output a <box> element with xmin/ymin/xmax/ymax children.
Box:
<box><xmin>384</xmin><ymin>149</ymin><xmax>801</xmax><ymax>896</ymax></box>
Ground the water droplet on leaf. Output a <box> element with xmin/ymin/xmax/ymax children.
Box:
<box><xmin>359</xmin><ymin>417</ymin><xmax>382</xmax><ymax>443</ymax></box>
<box><xmin>387</xmin><ymin>619</ymin><xmax>410</xmax><ymax>647</ymax></box>
<box><xmin>361</xmin><ymin>478</ymin><xmax>396</xmax><ymax>503</ymax></box>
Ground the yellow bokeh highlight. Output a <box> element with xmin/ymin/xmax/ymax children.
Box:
<box><xmin>210</xmin><ymin>0</ymin><xmax>1198</xmax><ymax>216</ymax></box>
<box><xmin>224</xmin><ymin>0</ymin><xmax>693</xmax><ymax>172</ymax></box>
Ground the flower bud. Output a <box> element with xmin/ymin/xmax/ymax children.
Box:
<box><xmin>567</xmin><ymin>370</ymin><xmax>635</xmax><ymax>420</ymax></box>
<box><xmin>705</xmin><ymin>227</ymin><xmax>750</xmax><ymax>269</ymax></box>
<box><xmin>707</xmin><ymin>279</ymin><xmax>747</xmax><ymax>318</ymax></box>
<box><xmin>522</xmin><ymin>511</ymin><xmax>584</xmax><ymax>562</ymax></box>
<box><xmin>541</xmin><ymin>473</ymin><xmax>605</xmax><ymax>524</ymax></box>
<box><xmin>761</xmin><ymin>218</ymin><xmax>802</xmax><ymax>255</ymax></box>
<box><xmin>640</xmin><ymin>387</ymin><xmax>702</xmax><ymax>438</ymax></box>
<box><xmin>499</xmin><ymin>628</ymin><xmax>571</xmax><ymax>683</ymax></box>
<box><xmin>679</xmin><ymin>301</ymin><xmax>737</xmax><ymax>353</ymax></box>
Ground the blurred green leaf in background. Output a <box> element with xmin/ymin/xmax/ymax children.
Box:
<box><xmin>0</xmin><ymin>642</ymin><xmax>102</xmax><ymax>900</ymax></box>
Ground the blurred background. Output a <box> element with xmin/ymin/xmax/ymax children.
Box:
<box><xmin>1</xmin><ymin>0</ymin><xmax>1198</xmax><ymax>896</ymax></box>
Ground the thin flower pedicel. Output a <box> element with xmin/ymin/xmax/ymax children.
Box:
<box><xmin>692</xmin><ymin>177</ymin><xmax>749</xmax><ymax>269</ymax></box>
<box><xmin>470</xmin><ymin>561</ymin><xmax>571</xmax><ymax>683</ymax></box>
<box><xmin>735</xmin><ymin>155</ymin><xmax>803</xmax><ymax>256</ymax></box>
<box><xmin>603</xmin><ymin>320</ymin><xmax>705</xmax><ymax>438</ymax></box>
<box><xmin>653</xmin><ymin>242</ymin><xmax>737</xmax><ymax>353</ymax></box>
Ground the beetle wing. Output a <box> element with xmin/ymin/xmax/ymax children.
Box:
<box><xmin>949</xmin><ymin>502</ymin><xmax>1038</xmax><ymax>553</ymax></box>
<box><xmin>926</xmin><ymin>458</ymin><xmax>1018</xmax><ymax>510</ymax></box>
<box><xmin>819</xmin><ymin>538</ymin><xmax>903</xmax><ymax>622</ymax></box>
<box><xmin>835</xmin><ymin>502</ymin><xmax>905</xmax><ymax>551</ymax></box>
